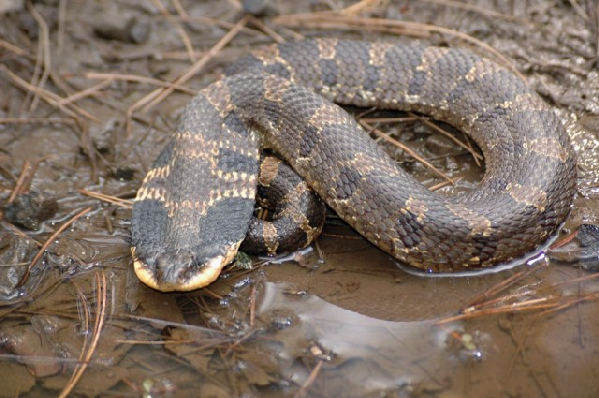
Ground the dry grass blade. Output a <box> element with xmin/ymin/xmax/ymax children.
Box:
<box><xmin>151</xmin><ymin>0</ymin><xmax>196</xmax><ymax>62</ymax></box>
<box><xmin>6</xmin><ymin>156</ymin><xmax>57</xmax><ymax>205</ymax></box>
<box><xmin>569</xmin><ymin>0</ymin><xmax>590</xmax><ymax>21</ymax></box>
<box><xmin>18</xmin><ymin>206</ymin><xmax>93</xmax><ymax>287</ymax></box>
<box><xmin>126</xmin><ymin>15</ymin><xmax>250</xmax><ymax>136</ymax></box>
<box><xmin>78</xmin><ymin>189</ymin><xmax>133</xmax><ymax>209</ymax></box>
<box><xmin>294</xmin><ymin>360</ymin><xmax>324</xmax><ymax>398</ymax></box>
<box><xmin>249</xmin><ymin>285</ymin><xmax>257</xmax><ymax>328</ymax></box>
<box><xmin>436</xmin><ymin>298</ymin><xmax>565</xmax><ymax>325</ymax></box>
<box><xmin>0</xmin><ymin>38</ymin><xmax>29</xmax><ymax>56</ymax></box>
<box><xmin>359</xmin><ymin>120</ymin><xmax>454</xmax><ymax>184</ymax></box>
<box><xmin>340</xmin><ymin>0</ymin><xmax>381</xmax><ymax>15</ymax></box>
<box><xmin>6</xmin><ymin>161</ymin><xmax>31</xmax><ymax>204</ymax></box>
<box><xmin>174</xmin><ymin>15</ymin><xmax>262</xmax><ymax>37</ymax></box>
<box><xmin>57</xmin><ymin>0</ymin><xmax>67</xmax><ymax>71</ymax></box>
<box><xmin>59</xmin><ymin>272</ymin><xmax>107</xmax><ymax>398</ymax></box>
<box><xmin>171</xmin><ymin>0</ymin><xmax>188</xmax><ymax>17</ymax></box>
<box><xmin>247</xmin><ymin>15</ymin><xmax>286</xmax><ymax>43</ymax></box>
<box><xmin>141</xmin><ymin>14</ymin><xmax>249</xmax><ymax>109</ymax></box>
<box><xmin>0</xmin><ymin>65</ymin><xmax>98</xmax><ymax>121</ymax></box>
<box><xmin>407</xmin><ymin>112</ymin><xmax>483</xmax><ymax>165</ymax></box>
<box><xmin>465</xmin><ymin>266</ymin><xmax>539</xmax><ymax>309</ymax></box>
<box><xmin>224</xmin><ymin>330</ymin><xmax>258</xmax><ymax>356</ymax></box>
<box><xmin>0</xmin><ymin>117</ymin><xmax>76</xmax><ymax>125</ymax></box>
<box><xmin>550</xmin><ymin>229</ymin><xmax>578</xmax><ymax>249</ymax></box>
<box><xmin>536</xmin><ymin>272</ymin><xmax>599</xmax><ymax>292</ymax></box>
<box><xmin>429</xmin><ymin>176</ymin><xmax>461</xmax><ymax>191</ymax></box>
<box><xmin>85</xmin><ymin>73</ymin><xmax>196</xmax><ymax>95</ymax></box>
<box><xmin>58</xmin><ymin>78</ymin><xmax>114</xmax><ymax>106</ymax></box>
<box><xmin>1</xmin><ymin>221</ymin><xmax>43</xmax><ymax>247</ymax></box>
<box><xmin>26</xmin><ymin>0</ymin><xmax>52</xmax><ymax>112</ymax></box>
<box><xmin>359</xmin><ymin>116</ymin><xmax>417</xmax><ymax>124</ymax></box>
<box><xmin>509</xmin><ymin>289</ymin><xmax>599</xmax><ymax>372</ymax></box>
<box><xmin>69</xmin><ymin>283</ymin><xmax>91</xmax><ymax>391</ymax></box>
<box><xmin>435</xmin><ymin>265</ymin><xmax>599</xmax><ymax>326</ymax></box>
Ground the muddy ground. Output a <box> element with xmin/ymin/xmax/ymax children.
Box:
<box><xmin>1</xmin><ymin>0</ymin><xmax>599</xmax><ymax>397</ymax></box>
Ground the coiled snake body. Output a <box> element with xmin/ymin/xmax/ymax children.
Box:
<box><xmin>131</xmin><ymin>39</ymin><xmax>577</xmax><ymax>292</ymax></box>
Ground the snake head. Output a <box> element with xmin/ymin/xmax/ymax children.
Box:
<box><xmin>132</xmin><ymin>242</ymin><xmax>241</xmax><ymax>292</ymax></box>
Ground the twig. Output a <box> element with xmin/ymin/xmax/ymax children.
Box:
<box><xmin>294</xmin><ymin>360</ymin><xmax>324</xmax><ymax>398</ymax></box>
<box><xmin>0</xmin><ymin>39</ymin><xmax>29</xmax><ymax>56</ymax></box>
<box><xmin>151</xmin><ymin>0</ymin><xmax>196</xmax><ymax>62</ymax></box>
<box><xmin>249</xmin><ymin>285</ymin><xmax>256</xmax><ymax>328</ymax></box>
<box><xmin>359</xmin><ymin>116</ymin><xmax>417</xmax><ymax>124</ymax></box>
<box><xmin>466</xmin><ymin>267</ymin><xmax>538</xmax><ymax>308</ymax></box>
<box><xmin>536</xmin><ymin>272</ymin><xmax>599</xmax><ymax>292</ymax></box>
<box><xmin>58</xmin><ymin>78</ymin><xmax>114</xmax><ymax>106</ymax></box>
<box><xmin>1</xmin><ymin>221</ymin><xmax>43</xmax><ymax>247</ymax></box>
<box><xmin>78</xmin><ymin>189</ymin><xmax>133</xmax><ymax>209</ymax></box>
<box><xmin>419</xmin><ymin>0</ymin><xmax>527</xmax><ymax>23</ymax></box>
<box><xmin>360</xmin><ymin>120</ymin><xmax>454</xmax><ymax>184</ymax></box>
<box><xmin>57</xmin><ymin>0</ymin><xmax>67</xmax><ymax>72</ymax></box>
<box><xmin>0</xmin><ymin>117</ymin><xmax>76</xmax><ymax>125</ymax></box>
<box><xmin>26</xmin><ymin>0</ymin><xmax>52</xmax><ymax>112</ymax></box>
<box><xmin>85</xmin><ymin>73</ymin><xmax>196</xmax><ymax>95</ymax></box>
<box><xmin>173</xmin><ymin>15</ymin><xmax>263</xmax><ymax>37</ymax></box>
<box><xmin>70</xmin><ymin>283</ymin><xmax>90</xmax><ymax>389</ymax></box>
<box><xmin>6</xmin><ymin>161</ymin><xmax>31</xmax><ymax>204</ymax></box>
<box><xmin>171</xmin><ymin>0</ymin><xmax>189</xmax><ymax>18</ymax></box>
<box><xmin>59</xmin><ymin>272</ymin><xmax>107</xmax><ymax>398</ymax></box>
<box><xmin>247</xmin><ymin>15</ymin><xmax>286</xmax><ymax>43</ymax></box>
<box><xmin>509</xmin><ymin>291</ymin><xmax>599</xmax><ymax>372</ymax></box>
<box><xmin>340</xmin><ymin>0</ymin><xmax>381</xmax><ymax>15</ymax></box>
<box><xmin>0</xmin><ymin>65</ymin><xmax>98</xmax><ymax>121</ymax></box>
<box><xmin>436</xmin><ymin>299</ymin><xmax>561</xmax><ymax>325</ymax></box>
<box><xmin>126</xmin><ymin>15</ymin><xmax>250</xmax><ymax>136</ymax></box>
<box><xmin>141</xmin><ymin>15</ymin><xmax>249</xmax><ymax>110</ymax></box>
<box><xmin>549</xmin><ymin>229</ymin><xmax>578</xmax><ymax>249</ymax></box>
<box><xmin>223</xmin><ymin>330</ymin><xmax>258</xmax><ymax>356</ymax></box>
<box><xmin>429</xmin><ymin>176</ymin><xmax>461</xmax><ymax>191</ymax></box>
<box><xmin>569</xmin><ymin>0</ymin><xmax>590</xmax><ymax>21</ymax></box>
<box><xmin>408</xmin><ymin>112</ymin><xmax>483</xmax><ymax>164</ymax></box>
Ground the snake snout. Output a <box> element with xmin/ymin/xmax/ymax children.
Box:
<box><xmin>133</xmin><ymin>248</ymin><xmax>228</xmax><ymax>292</ymax></box>
<box><xmin>153</xmin><ymin>251</ymin><xmax>198</xmax><ymax>285</ymax></box>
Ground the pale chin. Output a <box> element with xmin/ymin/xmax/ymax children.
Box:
<box><xmin>133</xmin><ymin>255</ymin><xmax>225</xmax><ymax>293</ymax></box>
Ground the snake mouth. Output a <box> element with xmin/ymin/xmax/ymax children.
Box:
<box><xmin>131</xmin><ymin>242</ymin><xmax>241</xmax><ymax>292</ymax></box>
<box><xmin>133</xmin><ymin>255</ymin><xmax>224</xmax><ymax>292</ymax></box>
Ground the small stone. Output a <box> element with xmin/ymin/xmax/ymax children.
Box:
<box><xmin>114</xmin><ymin>166</ymin><xmax>135</xmax><ymax>181</ymax></box>
<box><xmin>3</xmin><ymin>192</ymin><xmax>59</xmax><ymax>230</ymax></box>
<box><xmin>242</xmin><ymin>0</ymin><xmax>275</xmax><ymax>16</ymax></box>
<box><xmin>0</xmin><ymin>234</ymin><xmax>35</xmax><ymax>298</ymax></box>
<box><xmin>94</xmin><ymin>17</ymin><xmax>150</xmax><ymax>44</ymax></box>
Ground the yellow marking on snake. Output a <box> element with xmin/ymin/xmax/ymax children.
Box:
<box><xmin>506</xmin><ymin>183</ymin><xmax>548</xmax><ymax>211</ymax></box>
<box><xmin>316</xmin><ymin>37</ymin><xmax>338</xmax><ymax>59</ymax></box>
<box><xmin>465</xmin><ymin>59</ymin><xmax>504</xmax><ymax>82</ymax></box>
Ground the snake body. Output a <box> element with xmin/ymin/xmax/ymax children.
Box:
<box><xmin>131</xmin><ymin>39</ymin><xmax>577</xmax><ymax>292</ymax></box>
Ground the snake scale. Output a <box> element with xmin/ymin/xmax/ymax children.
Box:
<box><xmin>131</xmin><ymin>39</ymin><xmax>577</xmax><ymax>292</ymax></box>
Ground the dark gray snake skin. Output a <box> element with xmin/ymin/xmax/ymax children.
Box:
<box><xmin>131</xmin><ymin>39</ymin><xmax>577</xmax><ymax>292</ymax></box>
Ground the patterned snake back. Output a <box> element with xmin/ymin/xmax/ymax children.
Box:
<box><xmin>131</xmin><ymin>39</ymin><xmax>577</xmax><ymax>292</ymax></box>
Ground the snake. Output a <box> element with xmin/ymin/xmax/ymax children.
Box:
<box><xmin>131</xmin><ymin>39</ymin><xmax>577</xmax><ymax>292</ymax></box>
